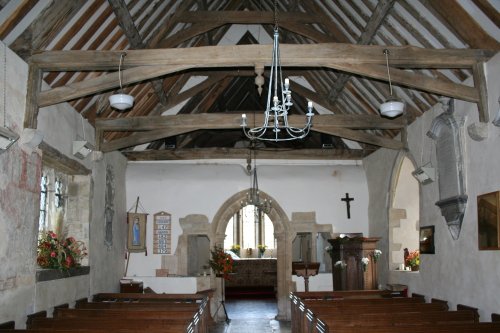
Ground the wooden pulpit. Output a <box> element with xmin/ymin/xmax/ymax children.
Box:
<box><xmin>328</xmin><ymin>237</ymin><xmax>380</xmax><ymax>291</ymax></box>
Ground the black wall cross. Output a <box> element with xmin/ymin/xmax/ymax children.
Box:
<box><xmin>341</xmin><ymin>193</ymin><xmax>354</xmax><ymax>219</ymax></box>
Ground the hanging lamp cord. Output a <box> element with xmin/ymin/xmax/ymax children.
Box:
<box><xmin>383</xmin><ymin>49</ymin><xmax>393</xmax><ymax>96</ymax></box>
<box><xmin>118</xmin><ymin>52</ymin><xmax>126</xmax><ymax>92</ymax></box>
<box><xmin>2</xmin><ymin>43</ymin><xmax>6</xmax><ymax>128</ymax></box>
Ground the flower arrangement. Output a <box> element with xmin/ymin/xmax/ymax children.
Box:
<box><xmin>208</xmin><ymin>245</ymin><xmax>236</xmax><ymax>280</ymax></box>
<box><xmin>334</xmin><ymin>260</ymin><xmax>346</xmax><ymax>269</ymax></box>
<box><xmin>325</xmin><ymin>245</ymin><xmax>333</xmax><ymax>254</ymax></box>
<box><xmin>230</xmin><ymin>244</ymin><xmax>241</xmax><ymax>256</ymax></box>
<box><xmin>361</xmin><ymin>257</ymin><xmax>370</xmax><ymax>272</ymax></box>
<box><xmin>372</xmin><ymin>249</ymin><xmax>382</xmax><ymax>262</ymax></box>
<box><xmin>37</xmin><ymin>231</ymin><xmax>87</xmax><ymax>270</ymax></box>
<box><xmin>405</xmin><ymin>250</ymin><xmax>420</xmax><ymax>268</ymax></box>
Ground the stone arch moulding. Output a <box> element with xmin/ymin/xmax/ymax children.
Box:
<box><xmin>388</xmin><ymin>151</ymin><xmax>420</xmax><ymax>270</ymax></box>
<box><xmin>427</xmin><ymin>98</ymin><xmax>467</xmax><ymax>240</ymax></box>
<box><xmin>211</xmin><ymin>189</ymin><xmax>292</xmax><ymax>321</ymax></box>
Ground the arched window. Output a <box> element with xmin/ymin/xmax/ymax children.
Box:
<box><xmin>224</xmin><ymin>205</ymin><xmax>275</xmax><ymax>256</ymax></box>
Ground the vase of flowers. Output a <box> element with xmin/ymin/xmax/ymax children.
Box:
<box><xmin>257</xmin><ymin>244</ymin><xmax>267</xmax><ymax>258</ymax></box>
<box><xmin>230</xmin><ymin>244</ymin><xmax>241</xmax><ymax>257</ymax></box>
<box><xmin>208</xmin><ymin>245</ymin><xmax>236</xmax><ymax>280</ymax></box>
<box><xmin>405</xmin><ymin>250</ymin><xmax>420</xmax><ymax>271</ymax></box>
<box><xmin>361</xmin><ymin>257</ymin><xmax>370</xmax><ymax>272</ymax></box>
<box><xmin>37</xmin><ymin>231</ymin><xmax>87</xmax><ymax>270</ymax></box>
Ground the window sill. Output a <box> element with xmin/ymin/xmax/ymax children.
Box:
<box><xmin>36</xmin><ymin>266</ymin><xmax>90</xmax><ymax>282</ymax></box>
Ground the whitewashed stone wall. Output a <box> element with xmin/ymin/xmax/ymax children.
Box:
<box><xmin>0</xmin><ymin>42</ymin><xmax>127</xmax><ymax>327</ymax></box>
<box><xmin>364</xmin><ymin>53</ymin><xmax>500</xmax><ymax>321</ymax></box>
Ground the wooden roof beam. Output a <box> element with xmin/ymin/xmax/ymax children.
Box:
<box><xmin>108</xmin><ymin>0</ymin><xmax>168</xmax><ymax>105</ymax></box>
<box><xmin>96</xmin><ymin>114</ymin><xmax>405</xmax><ymax>132</ymax></box>
<box><xmin>37</xmin><ymin>60</ymin><xmax>480</xmax><ymax>108</ymax></box>
<box><xmin>31</xmin><ymin>44</ymin><xmax>495</xmax><ymax>71</ymax></box>
<box><xmin>123</xmin><ymin>147</ymin><xmax>367</xmax><ymax>161</ymax></box>
<box><xmin>328</xmin><ymin>0</ymin><xmax>396</xmax><ymax>102</ymax></box>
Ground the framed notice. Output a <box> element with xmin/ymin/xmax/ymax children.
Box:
<box><xmin>153</xmin><ymin>211</ymin><xmax>172</xmax><ymax>254</ymax></box>
<box><xmin>419</xmin><ymin>226</ymin><xmax>435</xmax><ymax>254</ymax></box>
<box><xmin>127</xmin><ymin>212</ymin><xmax>148</xmax><ymax>252</ymax></box>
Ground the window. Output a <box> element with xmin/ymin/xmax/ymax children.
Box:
<box><xmin>39</xmin><ymin>175</ymin><xmax>48</xmax><ymax>232</ymax></box>
<box><xmin>38</xmin><ymin>169</ymin><xmax>66</xmax><ymax>234</ymax></box>
<box><xmin>224</xmin><ymin>205</ymin><xmax>275</xmax><ymax>251</ymax></box>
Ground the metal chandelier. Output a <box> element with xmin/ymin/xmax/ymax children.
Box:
<box><xmin>241</xmin><ymin>145</ymin><xmax>271</xmax><ymax>214</ymax></box>
<box><xmin>240</xmin><ymin>2</ymin><xmax>314</xmax><ymax>142</ymax></box>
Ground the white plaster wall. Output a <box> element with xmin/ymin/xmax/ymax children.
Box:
<box><xmin>292</xmin><ymin>273</ymin><xmax>333</xmax><ymax>292</ymax></box>
<box><xmin>125</xmin><ymin>162</ymin><xmax>370</xmax><ymax>278</ymax></box>
<box><xmin>365</xmin><ymin>53</ymin><xmax>500</xmax><ymax>321</ymax></box>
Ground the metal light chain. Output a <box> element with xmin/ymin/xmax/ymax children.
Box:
<box><xmin>274</xmin><ymin>0</ymin><xmax>278</xmax><ymax>29</ymax></box>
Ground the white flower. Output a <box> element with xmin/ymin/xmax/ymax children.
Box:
<box><xmin>372</xmin><ymin>249</ymin><xmax>382</xmax><ymax>262</ymax></box>
<box><xmin>325</xmin><ymin>245</ymin><xmax>333</xmax><ymax>252</ymax></box>
<box><xmin>361</xmin><ymin>257</ymin><xmax>370</xmax><ymax>272</ymax></box>
<box><xmin>334</xmin><ymin>260</ymin><xmax>346</xmax><ymax>268</ymax></box>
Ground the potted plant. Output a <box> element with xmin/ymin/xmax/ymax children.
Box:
<box><xmin>37</xmin><ymin>231</ymin><xmax>87</xmax><ymax>270</ymax></box>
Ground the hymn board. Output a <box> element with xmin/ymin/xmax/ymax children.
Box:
<box><xmin>153</xmin><ymin>211</ymin><xmax>171</xmax><ymax>254</ymax></box>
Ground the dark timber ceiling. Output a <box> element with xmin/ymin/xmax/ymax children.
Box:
<box><xmin>0</xmin><ymin>0</ymin><xmax>499</xmax><ymax>160</ymax></box>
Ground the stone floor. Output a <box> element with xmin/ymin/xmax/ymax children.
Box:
<box><xmin>209</xmin><ymin>299</ymin><xmax>292</xmax><ymax>333</ymax></box>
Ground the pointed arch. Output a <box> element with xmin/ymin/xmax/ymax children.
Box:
<box><xmin>388</xmin><ymin>151</ymin><xmax>421</xmax><ymax>270</ymax></box>
<box><xmin>211</xmin><ymin>189</ymin><xmax>292</xmax><ymax>320</ymax></box>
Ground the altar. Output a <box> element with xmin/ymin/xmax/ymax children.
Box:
<box><xmin>225</xmin><ymin>258</ymin><xmax>277</xmax><ymax>288</ymax></box>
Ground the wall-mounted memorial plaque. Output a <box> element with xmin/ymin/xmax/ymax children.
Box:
<box><xmin>153</xmin><ymin>211</ymin><xmax>172</xmax><ymax>254</ymax></box>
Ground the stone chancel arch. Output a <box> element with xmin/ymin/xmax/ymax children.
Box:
<box><xmin>211</xmin><ymin>189</ymin><xmax>333</xmax><ymax>320</ymax></box>
<box><xmin>211</xmin><ymin>189</ymin><xmax>292</xmax><ymax>320</ymax></box>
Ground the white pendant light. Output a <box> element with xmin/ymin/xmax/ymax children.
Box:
<box><xmin>109</xmin><ymin>52</ymin><xmax>134</xmax><ymax>111</ymax></box>
<box><xmin>380</xmin><ymin>49</ymin><xmax>404</xmax><ymax>118</ymax></box>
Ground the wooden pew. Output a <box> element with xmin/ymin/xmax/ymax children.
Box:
<box><xmin>302</xmin><ymin>303</ymin><xmax>450</xmax><ymax>333</ymax></box>
<box><xmin>55</xmin><ymin>308</ymin><xmax>200</xmax><ymax>319</ymax></box>
<box><xmin>314</xmin><ymin>322</ymin><xmax>500</xmax><ymax>333</ymax></box>
<box><xmin>93</xmin><ymin>293</ymin><xmax>204</xmax><ymax>303</ymax></box>
<box><xmin>31</xmin><ymin>294</ymin><xmax>209</xmax><ymax>333</ymax></box>
<box><xmin>290</xmin><ymin>291</ymin><xmax>423</xmax><ymax>332</ymax></box>
<box><xmin>292</xmin><ymin>292</ymin><xmax>498</xmax><ymax>333</ymax></box>
<box><xmin>75</xmin><ymin>301</ymin><xmax>201</xmax><ymax>310</ymax></box>
<box><xmin>315</xmin><ymin>310</ymin><xmax>476</xmax><ymax>331</ymax></box>
<box><xmin>91</xmin><ymin>293</ymin><xmax>209</xmax><ymax>333</ymax></box>
<box><xmin>29</xmin><ymin>318</ymin><xmax>195</xmax><ymax>332</ymax></box>
<box><xmin>294</xmin><ymin>290</ymin><xmax>393</xmax><ymax>300</ymax></box>
<box><xmin>458</xmin><ymin>304</ymin><xmax>480</xmax><ymax>323</ymax></box>
<box><xmin>0</xmin><ymin>321</ymin><xmax>15</xmax><ymax>329</ymax></box>
<box><xmin>25</xmin><ymin>311</ymin><xmax>47</xmax><ymax>330</ymax></box>
<box><xmin>0</xmin><ymin>329</ymin><xmax>194</xmax><ymax>333</ymax></box>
